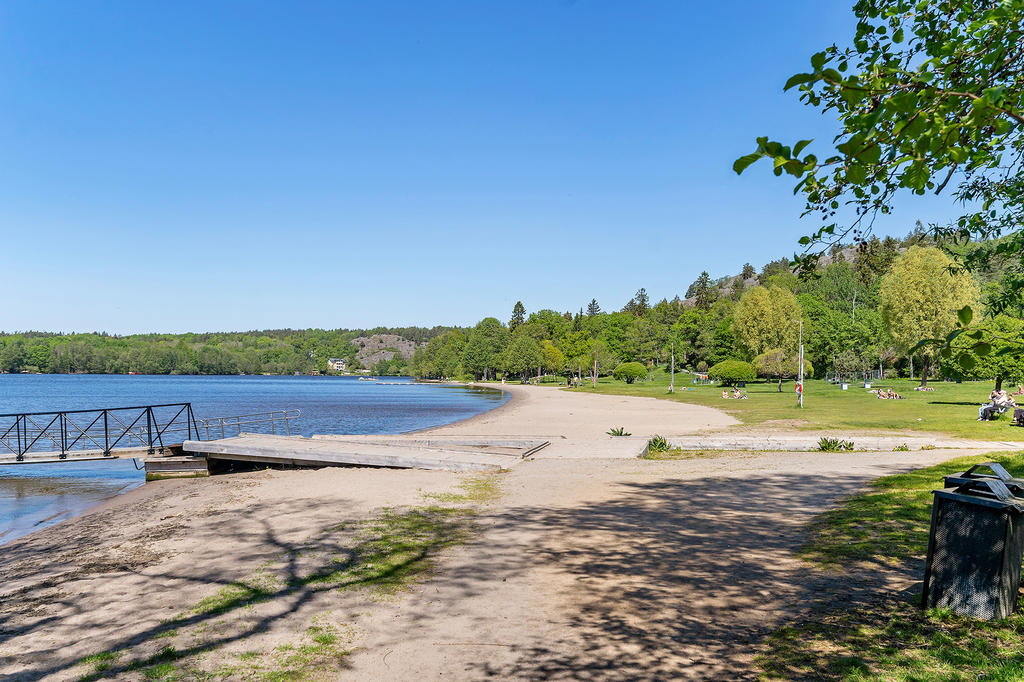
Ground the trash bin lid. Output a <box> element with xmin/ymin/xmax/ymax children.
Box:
<box><xmin>934</xmin><ymin>478</ymin><xmax>1024</xmax><ymax>513</ymax></box>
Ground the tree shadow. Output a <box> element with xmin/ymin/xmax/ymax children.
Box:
<box><xmin>414</xmin><ymin>470</ymin><xmax>928</xmax><ymax>680</ymax></box>
<box><xmin>0</xmin><ymin>496</ymin><xmax>470</xmax><ymax>680</ymax></box>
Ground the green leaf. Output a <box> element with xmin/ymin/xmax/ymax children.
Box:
<box><xmin>810</xmin><ymin>52</ymin><xmax>826</xmax><ymax>71</ymax></box>
<box><xmin>957</xmin><ymin>306</ymin><xmax>973</xmax><ymax>326</ymax></box>
<box><xmin>783</xmin><ymin>73</ymin><xmax>818</xmax><ymax>91</ymax></box>
<box><xmin>958</xmin><ymin>353</ymin><xmax>977</xmax><ymax>371</ymax></box>
<box><xmin>973</xmin><ymin>342</ymin><xmax>992</xmax><ymax>356</ymax></box>
<box><xmin>733</xmin><ymin>153</ymin><xmax>762</xmax><ymax>174</ymax></box>
<box><xmin>793</xmin><ymin>139</ymin><xmax>813</xmax><ymax>157</ymax></box>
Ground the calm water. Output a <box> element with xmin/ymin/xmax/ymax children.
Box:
<box><xmin>0</xmin><ymin>374</ymin><xmax>506</xmax><ymax>545</ymax></box>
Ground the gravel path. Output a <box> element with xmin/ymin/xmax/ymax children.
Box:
<box><xmin>345</xmin><ymin>448</ymin><xmax>985</xmax><ymax>680</ymax></box>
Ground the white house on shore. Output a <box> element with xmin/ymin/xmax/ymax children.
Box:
<box><xmin>327</xmin><ymin>358</ymin><xmax>347</xmax><ymax>372</ymax></box>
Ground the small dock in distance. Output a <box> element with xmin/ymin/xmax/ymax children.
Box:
<box><xmin>179</xmin><ymin>433</ymin><xmax>549</xmax><ymax>473</ymax></box>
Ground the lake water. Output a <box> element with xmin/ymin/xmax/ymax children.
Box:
<box><xmin>0</xmin><ymin>374</ymin><xmax>507</xmax><ymax>545</ymax></box>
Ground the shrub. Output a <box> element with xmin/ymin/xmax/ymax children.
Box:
<box><xmin>646</xmin><ymin>435</ymin><xmax>670</xmax><ymax>454</ymax></box>
<box><xmin>612</xmin><ymin>362</ymin><xmax>648</xmax><ymax>384</ymax></box>
<box><xmin>893</xmin><ymin>443</ymin><xmax>910</xmax><ymax>452</ymax></box>
<box><xmin>707</xmin><ymin>360</ymin><xmax>755</xmax><ymax>386</ymax></box>
<box><xmin>607</xmin><ymin>426</ymin><xmax>631</xmax><ymax>436</ymax></box>
<box><xmin>818</xmin><ymin>437</ymin><xmax>855</xmax><ymax>452</ymax></box>
<box><xmin>696</xmin><ymin>361</ymin><xmax>709</xmax><ymax>373</ymax></box>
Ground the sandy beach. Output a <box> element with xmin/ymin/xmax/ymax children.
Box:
<box><xmin>0</xmin><ymin>385</ymin><xmax>986</xmax><ymax>680</ymax></box>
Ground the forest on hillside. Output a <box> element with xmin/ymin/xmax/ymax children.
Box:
<box><xmin>407</xmin><ymin>230</ymin><xmax>1024</xmax><ymax>388</ymax></box>
<box><xmin>3</xmin><ymin>230</ymin><xmax>1022</xmax><ymax>385</ymax></box>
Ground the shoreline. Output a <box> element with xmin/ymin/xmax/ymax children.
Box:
<box><xmin>411</xmin><ymin>380</ymin><xmax>518</xmax><ymax>434</ymax></box>
<box><xmin>0</xmin><ymin>382</ymin><xmax>516</xmax><ymax>550</ymax></box>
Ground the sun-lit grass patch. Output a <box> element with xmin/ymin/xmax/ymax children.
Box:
<box><xmin>801</xmin><ymin>452</ymin><xmax>1024</xmax><ymax>568</ymax></box>
<box><xmin>577</xmin><ymin>373</ymin><xmax>1024</xmax><ymax>440</ymax></box>
<box><xmin>758</xmin><ymin>452</ymin><xmax>1024</xmax><ymax>680</ymax></box>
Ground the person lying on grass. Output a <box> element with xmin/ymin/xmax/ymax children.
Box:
<box><xmin>731</xmin><ymin>387</ymin><xmax>748</xmax><ymax>400</ymax></box>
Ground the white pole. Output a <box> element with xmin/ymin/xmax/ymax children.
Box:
<box><xmin>798</xmin><ymin>320</ymin><xmax>804</xmax><ymax>408</ymax></box>
<box><xmin>669</xmin><ymin>340</ymin><xmax>675</xmax><ymax>393</ymax></box>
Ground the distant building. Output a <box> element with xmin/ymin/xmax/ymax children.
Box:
<box><xmin>327</xmin><ymin>358</ymin><xmax>347</xmax><ymax>372</ymax></box>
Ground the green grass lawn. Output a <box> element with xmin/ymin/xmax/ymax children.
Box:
<box><xmin>567</xmin><ymin>371</ymin><xmax>1024</xmax><ymax>440</ymax></box>
<box><xmin>758</xmin><ymin>453</ymin><xmax>1024</xmax><ymax>681</ymax></box>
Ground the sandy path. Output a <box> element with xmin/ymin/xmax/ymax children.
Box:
<box><xmin>0</xmin><ymin>385</ymin><xmax>1000</xmax><ymax>680</ymax></box>
<box><xmin>343</xmin><ymin>448</ymin><xmax>974</xmax><ymax>680</ymax></box>
<box><xmin>430</xmin><ymin>384</ymin><xmax>739</xmax><ymax>439</ymax></box>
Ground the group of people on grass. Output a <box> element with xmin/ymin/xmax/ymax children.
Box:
<box><xmin>721</xmin><ymin>387</ymin><xmax>748</xmax><ymax>400</ymax></box>
<box><xmin>869</xmin><ymin>388</ymin><xmax>903</xmax><ymax>400</ymax></box>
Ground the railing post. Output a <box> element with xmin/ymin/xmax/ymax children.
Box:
<box><xmin>16</xmin><ymin>416</ymin><xmax>24</xmax><ymax>462</ymax></box>
<box><xmin>103</xmin><ymin>410</ymin><xmax>110</xmax><ymax>455</ymax></box>
<box><xmin>59</xmin><ymin>413</ymin><xmax>67</xmax><ymax>459</ymax></box>
<box><xmin>285</xmin><ymin>414</ymin><xmax>291</xmax><ymax>436</ymax></box>
<box><xmin>146</xmin><ymin>407</ymin><xmax>154</xmax><ymax>454</ymax></box>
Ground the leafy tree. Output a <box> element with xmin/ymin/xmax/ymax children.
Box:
<box><xmin>735</xmin><ymin>0</ymin><xmax>1024</xmax><ymax>313</ymax></box>
<box><xmin>940</xmin><ymin>315</ymin><xmax>1024</xmax><ymax>391</ymax></box>
<box><xmin>878</xmin><ymin>246</ymin><xmax>979</xmax><ymax>386</ymax></box>
<box><xmin>612</xmin><ymin>361</ymin><xmax>647</xmax><ymax>384</ymax></box>
<box><xmin>527</xmin><ymin>309</ymin><xmax>570</xmax><ymax>341</ymax></box>
<box><xmin>741</xmin><ymin>263</ymin><xmax>756</xmax><ymax>279</ymax></box>
<box><xmin>510</xmin><ymin>301</ymin><xmax>526</xmax><ymax>332</ymax></box>
<box><xmin>733</xmin><ymin>285</ymin><xmax>803</xmax><ymax>356</ymax></box>
<box><xmin>463</xmin><ymin>317</ymin><xmax>509</xmax><ymax>380</ymax></box>
<box><xmin>540</xmin><ymin>339</ymin><xmax>566</xmax><ymax>376</ymax></box>
<box><xmin>708</xmin><ymin>360</ymin><xmax>756</xmax><ymax>386</ymax></box>
<box><xmin>586</xmin><ymin>298</ymin><xmax>602</xmax><ymax>317</ymax></box>
<box><xmin>754</xmin><ymin>348</ymin><xmax>814</xmax><ymax>392</ymax></box>
<box><xmin>502</xmin><ymin>336</ymin><xmax>541</xmax><ymax>381</ymax></box>
<box><xmin>601</xmin><ymin>312</ymin><xmax>638</xmax><ymax>363</ymax></box>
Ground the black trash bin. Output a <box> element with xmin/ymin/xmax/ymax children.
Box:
<box><xmin>922</xmin><ymin>478</ymin><xmax>1024</xmax><ymax>620</ymax></box>
<box><xmin>943</xmin><ymin>462</ymin><xmax>1024</xmax><ymax>497</ymax></box>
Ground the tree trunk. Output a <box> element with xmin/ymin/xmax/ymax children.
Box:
<box><xmin>996</xmin><ymin>375</ymin><xmax>1004</xmax><ymax>392</ymax></box>
<box><xmin>919</xmin><ymin>356</ymin><xmax>929</xmax><ymax>387</ymax></box>
<box><xmin>777</xmin><ymin>377</ymin><xmax>783</xmax><ymax>392</ymax></box>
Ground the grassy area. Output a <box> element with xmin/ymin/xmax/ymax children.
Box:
<box><xmin>570</xmin><ymin>371</ymin><xmax>1024</xmax><ymax>440</ymax></box>
<box><xmin>75</xmin><ymin>473</ymin><xmax>501</xmax><ymax>681</ymax></box>
<box><xmin>758</xmin><ymin>453</ymin><xmax>1024</xmax><ymax>681</ymax></box>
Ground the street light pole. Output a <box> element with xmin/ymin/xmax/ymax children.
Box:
<box><xmin>669</xmin><ymin>340</ymin><xmax>675</xmax><ymax>393</ymax></box>
<box><xmin>798</xmin><ymin>319</ymin><xmax>804</xmax><ymax>408</ymax></box>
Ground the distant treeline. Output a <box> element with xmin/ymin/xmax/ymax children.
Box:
<box><xmin>0</xmin><ymin>327</ymin><xmax>453</xmax><ymax>376</ymax></box>
<box><xmin>5</xmin><ymin>229</ymin><xmax>1024</xmax><ymax>386</ymax></box>
<box><xmin>406</xmin><ymin>229</ymin><xmax>1024</xmax><ymax>387</ymax></box>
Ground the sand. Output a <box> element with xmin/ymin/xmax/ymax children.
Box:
<box><xmin>0</xmin><ymin>385</ymin><xmax>995</xmax><ymax>680</ymax></box>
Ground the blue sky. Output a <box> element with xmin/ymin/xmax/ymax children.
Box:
<box><xmin>0</xmin><ymin>1</ymin><xmax>960</xmax><ymax>334</ymax></box>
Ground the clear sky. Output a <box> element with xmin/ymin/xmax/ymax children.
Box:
<box><xmin>0</xmin><ymin>1</ymin><xmax>960</xmax><ymax>334</ymax></box>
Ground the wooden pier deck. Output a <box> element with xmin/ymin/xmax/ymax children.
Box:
<box><xmin>182</xmin><ymin>433</ymin><xmax>548</xmax><ymax>472</ymax></box>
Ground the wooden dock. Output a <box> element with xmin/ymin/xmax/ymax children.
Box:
<box><xmin>181</xmin><ymin>433</ymin><xmax>548</xmax><ymax>473</ymax></box>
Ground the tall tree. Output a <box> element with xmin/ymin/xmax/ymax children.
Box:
<box><xmin>462</xmin><ymin>317</ymin><xmax>509</xmax><ymax>380</ymax></box>
<box><xmin>733</xmin><ymin>285</ymin><xmax>803</xmax><ymax>356</ymax></box>
<box><xmin>586</xmin><ymin>298</ymin><xmax>602</xmax><ymax>317</ymax></box>
<box><xmin>878</xmin><ymin>247</ymin><xmax>979</xmax><ymax>386</ymax></box>
<box><xmin>688</xmin><ymin>272</ymin><xmax>718</xmax><ymax>311</ymax></box>
<box><xmin>509</xmin><ymin>301</ymin><xmax>526</xmax><ymax>332</ymax></box>
<box><xmin>741</xmin><ymin>263</ymin><xmax>756</xmax><ymax>279</ymax></box>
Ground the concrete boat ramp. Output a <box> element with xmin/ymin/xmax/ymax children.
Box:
<box><xmin>149</xmin><ymin>433</ymin><xmax>550</xmax><ymax>478</ymax></box>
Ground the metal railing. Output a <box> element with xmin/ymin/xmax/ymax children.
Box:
<box><xmin>0</xmin><ymin>403</ymin><xmax>198</xmax><ymax>461</ymax></box>
<box><xmin>0</xmin><ymin>405</ymin><xmax>302</xmax><ymax>462</ymax></box>
<box><xmin>197</xmin><ymin>409</ymin><xmax>301</xmax><ymax>440</ymax></box>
